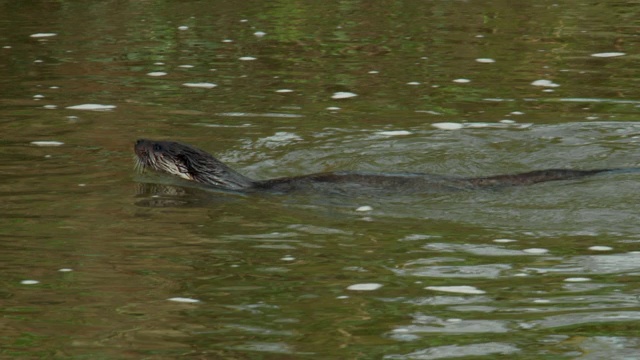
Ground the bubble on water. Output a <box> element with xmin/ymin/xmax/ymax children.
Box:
<box><xmin>531</xmin><ymin>79</ymin><xmax>560</xmax><ymax>87</ymax></box>
<box><xmin>43</xmin><ymin>105</ymin><xmax>57</xmax><ymax>109</ymax></box>
<box><xmin>254</xmin><ymin>31</ymin><xmax>266</xmax><ymax>37</ymax></box>
<box><xmin>453</xmin><ymin>78</ymin><xmax>471</xmax><ymax>83</ymax></box>
<box><xmin>589</xmin><ymin>246</ymin><xmax>612</xmax><ymax>251</ymax></box>
<box><xmin>523</xmin><ymin>248</ymin><xmax>549</xmax><ymax>254</ymax></box>
<box><xmin>31</xmin><ymin>141</ymin><xmax>64</xmax><ymax>146</ymax></box>
<box><xmin>281</xmin><ymin>256</ymin><xmax>295</xmax><ymax>261</ymax></box>
<box><xmin>182</xmin><ymin>83</ymin><xmax>217</xmax><ymax>89</ymax></box>
<box><xmin>147</xmin><ymin>72</ymin><xmax>167</xmax><ymax>77</ymax></box>
<box><xmin>356</xmin><ymin>206</ymin><xmax>373</xmax><ymax>212</ymax></box>
<box><xmin>347</xmin><ymin>283</ymin><xmax>383</xmax><ymax>291</ymax></box>
<box><xmin>66</xmin><ymin>104</ymin><xmax>116</xmax><ymax>111</ymax></box>
<box><xmin>564</xmin><ymin>277</ymin><xmax>591</xmax><ymax>282</ymax></box>
<box><xmin>432</xmin><ymin>122</ymin><xmax>463</xmax><ymax>130</ymax></box>
<box><xmin>426</xmin><ymin>285</ymin><xmax>485</xmax><ymax>294</ymax></box>
<box><xmin>407</xmin><ymin>81</ymin><xmax>421</xmax><ymax>85</ymax></box>
<box><xmin>493</xmin><ymin>238</ymin><xmax>517</xmax><ymax>243</ymax></box>
<box><xmin>21</xmin><ymin>280</ymin><xmax>40</xmax><ymax>285</ymax></box>
<box><xmin>178</xmin><ymin>26</ymin><xmax>189</xmax><ymax>30</ymax></box>
<box><xmin>58</xmin><ymin>268</ymin><xmax>73</xmax><ymax>272</ymax></box>
<box><xmin>476</xmin><ymin>58</ymin><xmax>495</xmax><ymax>63</ymax></box>
<box><xmin>591</xmin><ymin>52</ymin><xmax>625</xmax><ymax>58</ymax></box>
<box><xmin>375</xmin><ymin>130</ymin><xmax>411</xmax><ymax>136</ymax></box>
<box><xmin>239</xmin><ymin>56</ymin><xmax>257</xmax><ymax>61</ymax></box>
<box><xmin>275</xmin><ymin>89</ymin><xmax>294</xmax><ymax>93</ymax></box>
<box><xmin>30</xmin><ymin>33</ymin><xmax>57</xmax><ymax>38</ymax></box>
<box><xmin>368</xmin><ymin>70</ymin><xmax>379</xmax><ymax>74</ymax></box>
<box><xmin>167</xmin><ymin>297</ymin><xmax>200</xmax><ymax>303</ymax></box>
<box><xmin>331</xmin><ymin>92</ymin><xmax>357</xmax><ymax>99</ymax></box>
<box><xmin>222</xmin><ymin>39</ymin><xmax>234</xmax><ymax>43</ymax></box>
<box><xmin>179</xmin><ymin>65</ymin><xmax>194</xmax><ymax>68</ymax></box>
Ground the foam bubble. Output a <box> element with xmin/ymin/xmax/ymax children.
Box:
<box><xmin>591</xmin><ymin>52</ymin><xmax>625</xmax><ymax>58</ymax></box>
<box><xmin>425</xmin><ymin>285</ymin><xmax>485</xmax><ymax>294</ymax></box>
<box><xmin>66</xmin><ymin>104</ymin><xmax>116</xmax><ymax>111</ymax></box>
<box><xmin>182</xmin><ymin>82</ymin><xmax>217</xmax><ymax>89</ymax></box>
<box><xmin>331</xmin><ymin>92</ymin><xmax>357</xmax><ymax>99</ymax></box>
<box><xmin>167</xmin><ymin>297</ymin><xmax>200</xmax><ymax>303</ymax></box>
<box><xmin>432</xmin><ymin>122</ymin><xmax>463</xmax><ymax>130</ymax></box>
<box><xmin>31</xmin><ymin>141</ymin><xmax>64</xmax><ymax>146</ymax></box>
<box><xmin>147</xmin><ymin>72</ymin><xmax>167</xmax><ymax>77</ymax></box>
<box><xmin>531</xmin><ymin>79</ymin><xmax>559</xmax><ymax>87</ymax></box>
<box><xmin>347</xmin><ymin>283</ymin><xmax>383</xmax><ymax>291</ymax></box>
<box><xmin>375</xmin><ymin>130</ymin><xmax>411</xmax><ymax>136</ymax></box>
<box><xmin>589</xmin><ymin>246</ymin><xmax>612</xmax><ymax>251</ymax></box>
<box><xmin>30</xmin><ymin>33</ymin><xmax>57</xmax><ymax>38</ymax></box>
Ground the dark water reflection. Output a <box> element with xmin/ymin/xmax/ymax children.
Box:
<box><xmin>2</xmin><ymin>1</ymin><xmax>640</xmax><ymax>358</ymax></box>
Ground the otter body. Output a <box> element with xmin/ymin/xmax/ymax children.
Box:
<box><xmin>133</xmin><ymin>139</ymin><xmax>624</xmax><ymax>194</ymax></box>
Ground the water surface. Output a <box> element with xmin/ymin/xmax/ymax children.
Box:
<box><xmin>2</xmin><ymin>1</ymin><xmax>640</xmax><ymax>359</ymax></box>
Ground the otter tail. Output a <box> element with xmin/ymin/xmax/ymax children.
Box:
<box><xmin>467</xmin><ymin>168</ymin><xmax>631</xmax><ymax>188</ymax></box>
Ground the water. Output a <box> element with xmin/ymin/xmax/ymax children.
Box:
<box><xmin>2</xmin><ymin>1</ymin><xmax>640</xmax><ymax>358</ymax></box>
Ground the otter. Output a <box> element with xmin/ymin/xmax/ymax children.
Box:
<box><xmin>134</xmin><ymin>139</ymin><xmax>629</xmax><ymax>194</ymax></box>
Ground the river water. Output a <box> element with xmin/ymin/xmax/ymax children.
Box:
<box><xmin>2</xmin><ymin>1</ymin><xmax>640</xmax><ymax>359</ymax></box>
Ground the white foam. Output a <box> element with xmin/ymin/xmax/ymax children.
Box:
<box><xmin>30</xmin><ymin>33</ymin><xmax>57</xmax><ymax>38</ymax></box>
<box><xmin>453</xmin><ymin>78</ymin><xmax>471</xmax><ymax>83</ymax></box>
<box><xmin>183</xmin><ymin>82</ymin><xmax>217</xmax><ymax>88</ymax></box>
<box><xmin>66</xmin><ymin>104</ymin><xmax>116</xmax><ymax>111</ymax></box>
<box><xmin>493</xmin><ymin>238</ymin><xmax>517</xmax><ymax>243</ymax></box>
<box><xmin>31</xmin><ymin>141</ymin><xmax>64</xmax><ymax>146</ymax></box>
<box><xmin>58</xmin><ymin>268</ymin><xmax>73</xmax><ymax>272</ymax></box>
<box><xmin>432</xmin><ymin>122</ymin><xmax>463</xmax><ymax>130</ymax></box>
<box><xmin>375</xmin><ymin>130</ymin><xmax>411</xmax><ymax>136</ymax></box>
<box><xmin>326</xmin><ymin>107</ymin><xmax>341</xmax><ymax>111</ymax></box>
<box><xmin>356</xmin><ymin>206</ymin><xmax>373</xmax><ymax>212</ymax></box>
<box><xmin>239</xmin><ymin>56</ymin><xmax>257</xmax><ymax>61</ymax></box>
<box><xmin>281</xmin><ymin>256</ymin><xmax>295</xmax><ymax>261</ymax></box>
<box><xmin>275</xmin><ymin>89</ymin><xmax>294</xmax><ymax>93</ymax></box>
<box><xmin>407</xmin><ymin>81</ymin><xmax>421</xmax><ymax>85</ymax></box>
<box><xmin>331</xmin><ymin>92</ymin><xmax>357</xmax><ymax>99</ymax></box>
<box><xmin>147</xmin><ymin>72</ymin><xmax>167</xmax><ymax>77</ymax></box>
<box><xmin>564</xmin><ymin>277</ymin><xmax>591</xmax><ymax>282</ymax></box>
<box><xmin>178</xmin><ymin>26</ymin><xmax>189</xmax><ymax>30</ymax></box>
<box><xmin>254</xmin><ymin>31</ymin><xmax>266</xmax><ymax>37</ymax></box>
<box><xmin>21</xmin><ymin>280</ymin><xmax>39</xmax><ymax>285</ymax></box>
<box><xmin>167</xmin><ymin>297</ymin><xmax>200</xmax><ymax>303</ymax></box>
<box><xmin>347</xmin><ymin>283</ymin><xmax>383</xmax><ymax>291</ymax></box>
<box><xmin>476</xmin><ymin>58</ymin><xmax>495</xmax><ymax>63</ymax></box>
<box><xmin>425</xmin><ymin>285</ymin><xmax>485</xmax><ymax>294</ymax></box>
<box><xmin>589</xmin><ymin>246</ymin><xmax>613</xmax><ymax>251</ymax></box>
<box><xmin>591</xmin><ymin>52</ymin><xmax>625</xmax><ymax>58</ymax></box>
<box><xmin>523</xmin><ymin>248</ymin><xmax>549</xmax><ymax>254</ymax></box>
<box><xmin>531</xmin><ymin>79</ymin><xmax>560</xmax><ymax>87</ymax></box>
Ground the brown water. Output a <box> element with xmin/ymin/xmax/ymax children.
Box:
<box><xmin>2</xmin><ymin>1</ymin><xmax>640</xmax><ymax>359</ymax></box>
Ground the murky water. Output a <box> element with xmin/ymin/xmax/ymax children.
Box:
<box><xmin>2</xmin><ymin>1</ymin><xmax>640</xmax><ymax>358</ymax></box>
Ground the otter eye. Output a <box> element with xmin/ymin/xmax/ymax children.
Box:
<box><xmin>153</xmin><ymin>144</ymin><xmax>162</xmax><ymax>152</ymax></box>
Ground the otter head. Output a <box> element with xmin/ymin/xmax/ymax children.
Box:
<box><xmin>134</xmin><ymin>139</ymin><xmax>254</xmax><ymax>190</ymax></box>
